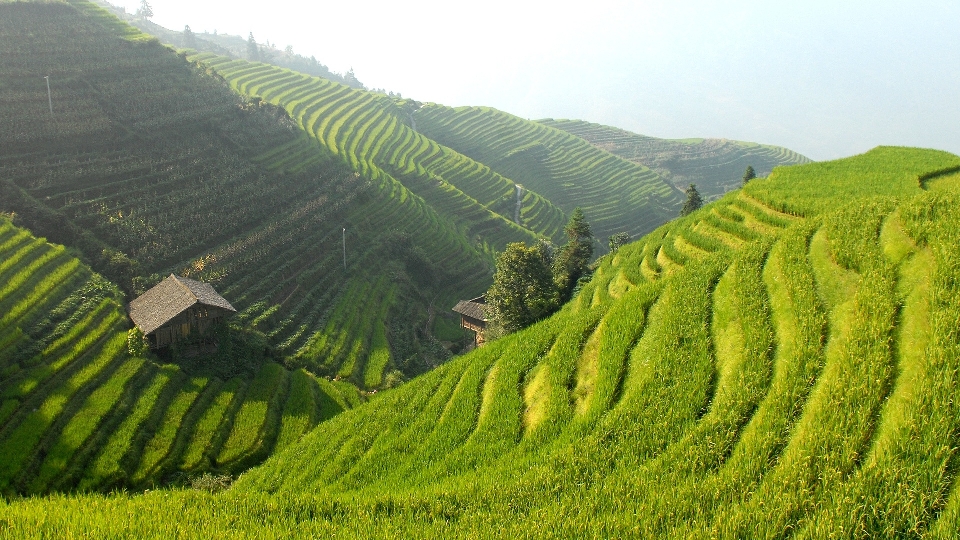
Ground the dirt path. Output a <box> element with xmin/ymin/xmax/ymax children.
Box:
<box><xmin>514</xmin><ymin>184</ymin><xmax>523</xmax><ymax>224</ymax></box>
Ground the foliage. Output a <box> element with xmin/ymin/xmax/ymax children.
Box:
<box><xmin>486</xmin><ymin>242</ymin><xmax>559</xmax><ymax>334</ymax></box>
<box><xmin>246</xmin><ymin>32</ymin><xmax>259</xmax><ymax>62</ymax></box>
<box><xmin>680</xmin><ymin>183</ymin><xmax>703</xmax><ymax>216</ymax></box>
<box><xmin>2</xmin><ymin>133</ymin><xmax>960</xmax><ymax>540</ymax></box>
<box><xmin>553</xmin><ymin>207</ymin><xmax>595</xmax><ymax>301</ymax></box>
<box><xmin>182</xmin><ymin>25</ymin><xmax>196</xmax><ymax>49</ymax></box>
<box><xmin>0</xmin><ymin>0</ymin><xmax>533</xmax><ymax>391</ymax></box>
<box><xmin>135</xmin><ymin>0</ymin><xmax>152</xmax><ymax>20</ymax></box>
<box><xmin>190</xmin><ymin>472</ymin><xmax>232</xmax><ymax>492</ymax></box>
<box><xmin>608</xmin><ymin>232</ymin><xmax>630</xmax><ymax>252</ymax></box>
<box><xmin>126</xmin><ymin>327</ymin><xmax>146</xmax><ymax>357</ymax></box>
<box><xmin>5</xmin><ymin>2</ymin><xmax>960</xmax><ymax>536</ymax></box>
<box><xmin>742</xmin><ymin>164</ymin><xmax>756</xmax><ymax>186</ymax></box>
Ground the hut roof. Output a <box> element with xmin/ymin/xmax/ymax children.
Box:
<box><xmin>129</xmin><ymin>274</ymin><xmax>236</xmax><ymax>334</ymax></box>
<box><xmin>452</xmin><ymin>296</ymin><xmax>489</xmax><ymax>322</ymax></box>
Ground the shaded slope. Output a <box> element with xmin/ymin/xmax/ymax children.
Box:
<box><xmin>0</xmin><ymin>217</ymin><xmax>355</xmax><ymax>495</ymax></box>
<box><xmin>541</xmin><ymin>118</ymin><xmax>812</xmax><ymax>200</ymax></box>
<box><xmin>0</xmin><ymin>0</ymin><xmax>505</xmax><ymax>388</ymax></box>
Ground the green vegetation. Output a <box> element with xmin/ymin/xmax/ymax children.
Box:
<box><xmin>0</xmin><ymin>0</ymin><xmax>518</xmax><ymax>389</ymax></box>
<box><xmin>0</xmin><ymin>217</ymin><xmax>350</xmax><ymax>494</ymax></box>
<box><xmin>485</xmin><ymin>208</ymin><xmax>596</xmax><ymax>336</ymax></box>
<box><xmin>541</xmin><ymin>118</ymin><xmax>812</xmax><ymax>199</ymax></box>
<box><xmin>680</xmin><ymin>183</ymin><xmax>704</xmax><ymax>217</ymax></box>
<box><xmin>742</xmin><ymin>164</ymin><xmax>757</xmax><ymax>186</ymax></box>
<box><xmin>415</xmin><ymin>105</ymin><xmax>683</xmax><ymax>244</ymax></box>
<box><xmin>4</xmin><ymin>146</ymin><xmax>959</xmax><ymax>536</ymax></box>
<box><xmin>186</xmin><ymin>52</ymin><xmax>560</xmax><ymax>247</ymax></box>
<box><xmin>2</xmin><ymin>0</ymin><xmax>959</xmax><ymax>535</ymax></box>
<box><xmin>485</xmin><ymin>242</ymin><xmax>558</xmax><ymax>334</ymax></box>
<box><xmin>552</xmin><ymin>208</ymin><xmax>595</xmax><ymax>301</ymax></box>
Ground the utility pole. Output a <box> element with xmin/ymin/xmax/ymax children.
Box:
<box><xmin>342</xmin><ymin>227</ymin><xmax>346</xmax><ymax>270</ymax></box>
<box><xmin>43</xmin><ymin>75</ymin><xmax>53</xmax><ymax>115</ymax></box>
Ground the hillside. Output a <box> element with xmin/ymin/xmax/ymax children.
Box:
<box><xmin>0</xmin><ymin>0</ymin><xmax>534</xmax><ymax>390</ymax></box>
<box><xmin>541</xmin><ymin>119</ymin><xmax>812</xmax><ymax>200</ymax></box>
<box><xmin>184</xmin><ymin>53</ymin><xmax>570</xmax><ymax>243</ymax></box>
<box><xmin>414</xmin><ymin>105</ymin><xmax>683</xmax><ymax>244</ymax></box>
<box><xmin>0</xmin><ymin>216</ymin><xmax>357</xmax><ymax>494</ymax></box>
<box><xmin>4</xmin><ymin>147</ymin><xmax>960</xmax><ymax>536</ymax></box>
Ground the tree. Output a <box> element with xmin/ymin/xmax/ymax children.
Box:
<box><xmin>344</xmin><ymin>68</ymin><xmax>365</xmax><ymax>89</ymax></box>
<box><xmin>247</xmin><ymin>32</ymin><xmax>260</xmax><ymax>62</ymax></box>
<box><xmin>486</xmin><ymin>242</ymin><xmax>559</xmax><ymax>334</ymax></box>
<box><xmin>553</xmin><ymin>208</ymin><xmax>594</xmax><ymax>301</ymax></box>
<box><xmin>742</xmin><ymin>165</ymin><xmax>756</xmax><ymax>187</ymax></box>
<box><xmin>135</xmin><ymin>0</ymin><xmax>153</xmax><ymax>20</ymax></box>
<box><xmin>680</xmin><ymin>184</ymin><xmax>703</xmax><ymax>217</ymax></box>
<box><xmin>182</xmin><ymin>25</ymin><xmax>196</xmax><ymax>49</ymax></box>
<box><xmin>608</xmin><ymin>232</ymin><xmax>630</xmax><ymax>253</ymax></box>
<box><xmin>127</xmin><ymin>327</ymin><xmax>147</xmax><ymax>357</ymax></box>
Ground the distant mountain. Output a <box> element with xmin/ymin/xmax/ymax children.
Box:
<box><xmin>541</xmin><ymin>119</ymin><xmax>812</xmax><ymax>200</ymax></box>
<box><xmin>414</xmin><ymin>105</ymin><xmax>683</xmax><ymax>244</ymax></box>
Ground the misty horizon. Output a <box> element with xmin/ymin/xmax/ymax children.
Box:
<box><xmin>108</xmin><ymin>0</ymin><xmax>959</xmax><ymax>161</ymax></box>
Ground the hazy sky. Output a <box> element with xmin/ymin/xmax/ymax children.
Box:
<box><xmin>114</xmin><ymin>0</ymin><xmax>959</xmax><ymax>160</ymax></box>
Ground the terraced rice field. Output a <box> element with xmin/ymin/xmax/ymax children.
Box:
<box><xmin>0</xmin><ymin>217</ymin><xmax>355</xmax><ymax>495</ymax></box>
<box><xmin>415</xmin><ymin>105</ymin><xmax>684</xmax><ymax>244</ymax></box>
<box><xmin>0</xmin><ymin>0</ymin><xmax>503</xmax><ymax>388</ymax></box>
<box><xmin>5</xmin><ymin>149</ymin><xmax>959</xmax><ymax>537</ymax></box>
<box><xmin>229</xmin><ymin>147</ymin><xmax>960</xmax><ymax>536</ymax></box>
<box><xmin>188</xmin><ymin>52</ymin><xmax>558</xmax><ymax>247</ymax></box>
<box><xmin>541</xmin><ymin>118</ymin><xmax>812</xmax><ymax>200</ymax></box>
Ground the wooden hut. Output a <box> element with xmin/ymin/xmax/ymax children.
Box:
<box><xmin>452</xmin><ymin>296</ymin><xmax>489</xmax><ymax>347</ymax></box>
<box><xmin>129</xmin><ymin>274</ymin><xmax>236</xmax><ymax>349</ymax></box>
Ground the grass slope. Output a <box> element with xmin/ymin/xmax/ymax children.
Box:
<box><xmin>4</xmin><ymin>147</ymin><xmax>959</xmax><ymax>537</ymax></box>
<box><xmin>0</xmin><ymin>216</ymin><xmax>354</xmax><ymax>495</ymax></box>
<box><xmin>541</xmin><ymin>118</ymin><xmax>812</xmax><ymax>200</ymax></box>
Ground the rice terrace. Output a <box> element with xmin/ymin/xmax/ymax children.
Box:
<box><xmin>1</xmin><ymin>0</ymin><xmax>959</xmax><ymax>537</ymax></box>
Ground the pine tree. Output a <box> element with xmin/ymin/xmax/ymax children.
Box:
<box><xmin>553</xmin><ymin>208</ymin><xmax>594</xmax><ymax>301</ymax></box>
<box><xmin>136</xmin><ymin>0</ymin><xmax>153</xmax><ymax>20</ymax></box>
<box><xmin>344</xmin><ymin>68</ymin><xmax>364</xmax><ymax>89</ymax></box>
<box><xmin>247</xmin><ymin>32</ymin><xmax>260</xmax><ymax>62</ymax></box>
<box><xmin>182</xmin><ymin>25</ymin><xmax>196</xmax><ymax>49</ymax></box>
<box><xmin>680</xmin><ymin>184</ymin><xmax>703</xmax><ymax>216</ymax></box>
<box><xmin>742</xmin><ymin>165</ymin><xmax>756</xmax><ymax>187</ymax></box>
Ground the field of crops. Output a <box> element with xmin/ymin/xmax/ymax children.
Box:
<box><xmin>5</xmin><ymin>0</ymin><xmax>960</xmax><ymax>534</ymax></box>
<box><xmin>0</xmin><ymin>0</ymin><xmax>507</xmax><ymax>388</ymax></box>
<box><xmin>0</xmin><ymin>217</ymin><xmax>356</xmax><ymax>495</ymax></box>
<box><xmin>186</xmin><ymin>52</ymin><xmax>556</xmax><ymax>248</ymax></box>
<box><xmin>415</xmin><ymin>105</ymin><xmax>684</xmax><ymax>244</ymax></box>
<box><xmin>541</xmin><ymin>118</ymin><xmax>812</xmax><ymax>200</ymax></box>
<box><xmin>5</xmin><ymin>148</ymin><xmax>959</xmax><ymax>536</ymax></box>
